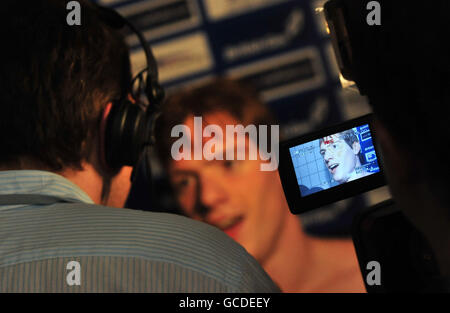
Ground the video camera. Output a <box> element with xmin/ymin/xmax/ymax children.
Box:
<box><xmin>278</xmin><ymin>0</ymin><xmax>443</xmax><ymax>292</ymax></box>
<box><xmin>278</xmin><ymin>113</ymin><xmax>441</xmax><ymax>292</ymax></box>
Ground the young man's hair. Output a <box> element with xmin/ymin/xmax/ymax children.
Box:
<box><xmin>319</xmin><ymin>130</ymin><xmax>359</xmax><ymax>149</ymax></box>
<box><xmin>0</xmin><ymin>0</ymin><xmax>132</xmax><ymax>170</ymax></box>
<box><xmin>347</xmin><ymin>0</ymin><xmax>450</xmax><ymax>204</ymax></box>
<box><xmin>319</xmin><ymin>130</ymin><xmax>363</xmax><ymax>164</ymax></box>
<box><xmin>154</xmin><ymin>78</ymin><xmax>277</xmax><ymax>169</ymax></box>
<box><xmin>339</xmin><ymin>130</ymin><xmax>359</xmax><ymax>149</ymax></box>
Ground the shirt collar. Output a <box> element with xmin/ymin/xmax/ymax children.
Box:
<box><xmin>0</xmin><ymin>170</ymin><xmax>94</xmax><ymax>204</ymax></box>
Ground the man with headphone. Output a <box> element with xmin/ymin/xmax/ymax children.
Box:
<box><xmin>0</xmin><ymin>0</ymin><xmax>279</xmax><ymax>292</ymax></box>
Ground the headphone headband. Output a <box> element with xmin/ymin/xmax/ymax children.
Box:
<box><xmin>94</xmin><ymin>4</ymin><xmax>165</xmax><ymax>170</ymax></box>
<box><xmin>94</xmin><ymin>4</ymin><xmax>165</xmax><ymax>109</ymax></box>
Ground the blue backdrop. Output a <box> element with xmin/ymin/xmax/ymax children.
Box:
<box><xmin>104</xmin><ymin>0</ymin><xmax>369</xmax><ymax>237</ymax></box>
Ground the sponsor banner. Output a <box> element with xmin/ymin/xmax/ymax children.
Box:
<box><xmin>217</xmin><ymin>7</ymin><xmax>307</xmax><ymax>64</ymax></box>
<box><xmin>115</xmin><ymin>0</ymin><xmax>202</xmax><ymax>44</ymax></box>
<box><xmin>266</xmin><ymin>86</ymin><xmax>343</xmax><ymax>139</ymax></box>
<box><xmin>97</xmin><ymin>0</ymin><xmax>129</xmax><ymax>6</ymax></box>
<box><xmin>227</xmin><ymin>47</ymin><xmax>326</xmax><ymax>102</ymax></box>
<box><xmin>279</xmin><ymin>94</ymin><xmax>331</xmax><ymax>140</ymax></box>
<box><xmin>102</xmin><ymin>0</ymin><xmax>360</xmax><ymax>236</ymax></box>
<box><xmin>203</xmin><ymin>0</ymin><xmax>290</xmax><ymax>22</ymax></box>
<box><xmin>130</xmin><ymin>32</ymin><xmax>214</xmax><ymax>84</ymax></box>
<box><xmin>164</xmin><ymin>74</ymin><xmax>215</xmax><ymax>96</ymax></box>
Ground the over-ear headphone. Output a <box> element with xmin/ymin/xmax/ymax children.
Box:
<box><xmin>95</xmin><ymin>4</ymin><xmax>165</xmax><ymax>170</ymax></box>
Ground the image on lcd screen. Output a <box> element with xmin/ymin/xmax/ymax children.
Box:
<box><xmin>289</xmin><ymin>124</ymin><xmax>380</xmax><ymax>197</ymax></box>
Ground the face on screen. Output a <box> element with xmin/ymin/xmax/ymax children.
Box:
<box><xmin>287</xmin><ymin>121</ymin><xmax>381</xmax><ymax>203</ymax></box>
<box><xmin>319</xmin><ymin>133</ymin><xmax>361</xmax><ymax>184</ymax></box>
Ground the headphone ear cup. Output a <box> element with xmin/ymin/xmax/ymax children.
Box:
<box><xmin>104</xmin><ymin>99</ymin><xmax>148</xmax><ymax>169</ymax></box>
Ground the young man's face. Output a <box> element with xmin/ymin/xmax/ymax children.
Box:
<box><xmin>168</xmin><ymin>112</ymin><xmax>289</xmax><ymax>263</ymax></box>
<box><xmin>320</xmin><ymin>134</ymin><xmax>360</xmax><ymax>183</ymax></box>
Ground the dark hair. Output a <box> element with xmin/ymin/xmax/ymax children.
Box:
<box><xmin>319</xmin><ymin>130</ymin><xmax>364</xmax><ymax>164</ymax></box>
<box><xmin>154</xmin><ymin>78</ymin><xmax>277</xmax><ymax>169</ymax></box>
<box><xmin>319</xmin><ymin>130</ymin><xmax>359</xmax><ymax>150</ymax></box>
<box><xmin>350</xmin><ymin>1</ymin><xmax>450</xmax><ymax>203</ymax></box>
<box><xmin>0</xmin><ymin>0</ymin><xmax>131</xmax><ymax>170</ymax></box>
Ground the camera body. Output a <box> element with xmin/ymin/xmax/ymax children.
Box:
<box><xmin>352</xmin><ymin>199</ymin><xmax>441</xmax><ymax>292</ymax></box>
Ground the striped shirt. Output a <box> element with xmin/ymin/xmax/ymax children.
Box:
<box><xmin>0</xmin><ymin>170</ymin><xmax>279</xmax><ymax>292</ymax></box>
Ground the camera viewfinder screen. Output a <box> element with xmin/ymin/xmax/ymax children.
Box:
<box><xmin>289</xmin><ymin>124</ymin><xmax>380</xmax><ymax>197</ymax></box>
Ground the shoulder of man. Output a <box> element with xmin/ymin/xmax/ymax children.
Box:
<box><xmin>72</xmin><ymin>203</ymin><xmax>280</xmax><ymax>292</ymax></box>
<box><xmin>1</xmin><ymin>201</ymin><xmax>279</xmax><ymax>292</ymax></box>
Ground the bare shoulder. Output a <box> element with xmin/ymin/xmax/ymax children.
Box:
<box><xmin>308</xmin><ymin>237</ymin><xmax>366</xmax><ymax>293</ymax></box>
